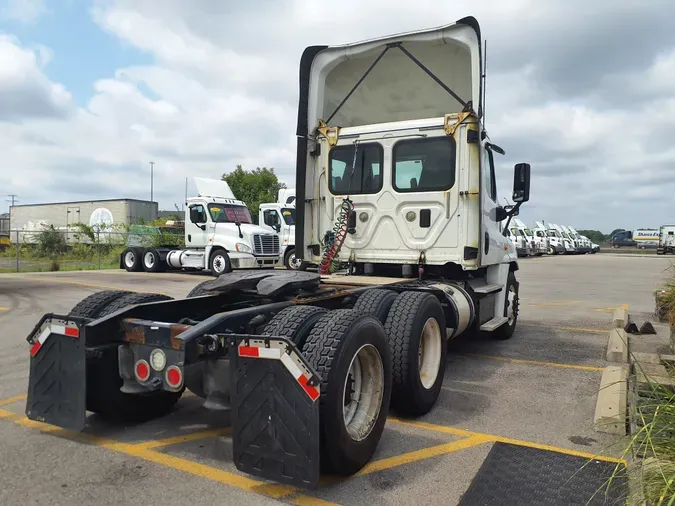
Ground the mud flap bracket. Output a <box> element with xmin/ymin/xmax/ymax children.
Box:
<box><xmin>25</xmin><ymin>314</ymin><xmax>87</xmax><ymax>432</ymax></box>
<box><xmin>229</xmin><ymin>335</ymin><xmax>321</xmax><ymax>489</ymax></box>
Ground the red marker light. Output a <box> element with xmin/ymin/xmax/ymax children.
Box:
<box><xmin>135</xmin><ymin>360</ymin><xmax>150</xmax><ymax>382</ymax></box>
<box><xmin>165</xmin><ymin>365</ymin><xmax>183</xmax><ymax>388</ymax></box>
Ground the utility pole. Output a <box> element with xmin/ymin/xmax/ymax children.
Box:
<box><xmin>149</xmin><ymin>162</ymin><xmax>155</xmax><ymax>203</ymax></box>
<box><xmin>5</xmin><ymin>194</ymin><xmax>18</xmax><ymax>207</ymax></box>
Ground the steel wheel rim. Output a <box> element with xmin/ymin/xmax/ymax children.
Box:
<box><xmin>506</xmin><ymin>285</ymin><xmax>517</xmax><ymax>325</ymax></box>
<box><xmin>212</xmin><ymin>254</ymin><xmax>226</xmax><ymax>274</ymax></box>
<box><xmin>288</xmin><ymin>253</ymin><xmax>302</xmax><ymax>269</ymax></box>
<box><xmin>124</xmin><ymin>251</ymin><xmax>135</xmax><ymax>267</ymax></box>
<box><xmin>418</xmin><ymin>318</ymin><xmax>442</xmax><ymax>390</ymax></box>
<box><xmin>342</xmin><ymin>344</ymin><xmax>384</xmax><ymax>442</ymax></box>
<box><xmin>144</xmin><ymin>251</ymin><xmax>155</xmax><ymax>268</ymax></box>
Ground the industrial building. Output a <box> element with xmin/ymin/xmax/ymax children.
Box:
<box><xmin>9</xmin><ymin>199</ymin><xmax>157</xmax><ymax>240</ymax></box>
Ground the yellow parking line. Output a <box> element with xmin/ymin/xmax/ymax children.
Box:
<box><xmin>0</xmin><ymin>394</ymin><xmax>27</xmax><ymax>407</ymax></box>
<box><xmin>354</xmin><ymin>436</ymin><xmax>489</xmax><ymax>476</ymax></box>
<box><xmin>388</xmin><ymin>418</ymin><xmax>625</xmax><ymax>465</ymax></box>
<box><xmin>462</xmin><ymin>354</ymin><xmax>605</xmax><ymax>372</ymax></box>
<box><xmin>133</xmin><ymin>427</ymin><xmax>231</xmax><ymax>449</ymax></box>
<box><xmin>291</xmin><ymin>496</ymin><xmax>342</xmax><ymax>505</ymax></box>
<box><xmin>519</xmin><ymin>323</ymin><xmax>607</xmax><ymax>334</ymax></box>
<box><xmin>0</xmin><ymin>306</ymin><xmax>8</xmax><ymax>311</ymax></box>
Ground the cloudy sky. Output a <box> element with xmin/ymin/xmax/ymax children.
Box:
<box><xmin>1</xmin><ymin>0</ymin><xmax>674</xmax><ymax>232</ymax></box>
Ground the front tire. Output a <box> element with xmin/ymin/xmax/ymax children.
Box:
<box><xmin>284</xmin><ymin>248</ymin><xmax>308</xmax><ymax>271</ymax></box>
<box><xmin>303</xmin><ymin>310</ymin><xmax>392</xmax><ymax>475</ymax></box>
<box><xmin>492</xmin><ymin>272</ymin><xmax>519</xmax><ymax>340</ymax></box>
<box><xmin>384</xmin><ymin>291</ymin><xmax>447</xmax><ymax>416</ymax></box>
<box><xmin>209</xmin><ymin>248</ymin><xmax>231</xmax><ymax>276</ymax></box>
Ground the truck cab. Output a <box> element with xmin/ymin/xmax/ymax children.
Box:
<box><xmin>532</xmin><ymin>221</ymin><xmax>551</xmax><ymax>255</ymax></box>
<box><xmin>610</xmin><ymin>230</ymin><xmax>636</xmax><ymax>248</ymax></box>
<box><xmin>258</xmin><ymin>201</ymin><xmax>308</xmax><ymax>270</ymax></box>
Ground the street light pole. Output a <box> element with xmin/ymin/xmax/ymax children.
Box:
<box><xmin>149</xmin><ymin>161</ymin><xmax>155</xmax><ymax>203</ymax></box>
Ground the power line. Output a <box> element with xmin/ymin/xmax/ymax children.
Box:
<box><xmin>4</xmin><ymin>194</ymin><xmax>18</xmax><ymax>207</ymax></box>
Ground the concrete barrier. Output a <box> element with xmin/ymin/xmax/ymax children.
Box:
<box><xmin>593</xmin><ymin>365</ymin><xmax>628</xmax><ymax>435</ymax></box>
<box><xmin>613</xmin><ymin>308</ymin><xmax>629</xmax><ymax>329</ymax></box>
<box><xmin>606</xmin><ymin>328</ymin><xmax>628</xmax><ymax>363</ymax></box>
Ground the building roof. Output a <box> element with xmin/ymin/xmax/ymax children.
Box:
<box><xmin>11</xmin><ymin>198</ymin><xmax>156</xmax><ymax>208</ymax></box>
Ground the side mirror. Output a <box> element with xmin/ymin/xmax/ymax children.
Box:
<box><xmin>274</xmin><ymin>223</ymin><xmax>281</xmax><ymax>233</ymax></box>
<box><xmin>512</xmin><ymin>163</ymin><xmax>530</xmax><ymax>203</ymax></box>
<box><xmin>189</xmin><ymin>208</ymin><xmax>202</xmax><ymax>224</ymax></box>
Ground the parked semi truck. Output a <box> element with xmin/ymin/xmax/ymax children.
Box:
<box><xmin>657</xmin><ymin>225</ymin><xmax>675</xmax><ymax>255</ymax></box>
<box><xmin>120</xmin><ymin>177</ymin><xmax>281</xmax><ymax>274</ymax></box>
<box><xmin>258</xmin><ymin>193</ymin><xmax>312</xmax><ymax>271</ymax></box>
<box><xmin>23</xmin><ymin>17</ymin><xmax>531</xmax><ymax>489</ymax></box>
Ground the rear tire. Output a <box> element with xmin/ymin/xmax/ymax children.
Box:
<box><xmin>186</xmin><ymin>279</ymin><xmax>217</xmax><ymax>298</ymax></box>
<box><xmin>85</xmin><ymin>292</ymin><xmax>182</xmax><ymax>422</ymax></box>
<box><xmin>97</xmin><ymin>292</ymin><xmax>174</xmax><ymax>318</ymax></box>
<box><xmin>121</xmin><ymin>247</ymin><xmax>143</xmax><ymax>272</ymax></box>
<box><xmin>68</xmin><ymin>290</ymin><xmax>133</xmax><ymax>318</ymax></box>
<box><xmin>262</xmin><ymin>305</ymin><xmax>328</xmax><ymax>350</ymax></box>
<box><xmin>352</xmin><ymin>289</ymin><xmax>398</xmax><ymax>324</ymax></box>
<box><xmin>303</xmin><ymin>310</ymin><xmax>392</xmax><ymax>475</ymax></box>
<box><xmin>384</xmin><ymin>291</ymin><xmax>447</xmax><ymax>416</ymax></box>
<box><xmin>492</xmin><ymin>272</ymin><xmax>519</xmax><ymax>340</ymax></box>
<box><xmin>142</xmin><ymin>247</ymin><xmax>165</xmax><ymax>273</ymax></box>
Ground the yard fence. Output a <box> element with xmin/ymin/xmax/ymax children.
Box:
<box><xmin>0</xmin><ymin>225</ymin><xmax>184</xmax><ymax>273</ymax></box>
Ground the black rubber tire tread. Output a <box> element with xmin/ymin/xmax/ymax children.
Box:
<box><xmin>186</xmin><ymin>279</ymin><xmax>217</xmax><ymax>298</ymax></box>
<box><xmin>352</xmin><ymin>289</ymin><xmax>398</xmax><ymax>324</ymax></box>
<box><xmin>383</xmin><ymin>291</ymin><xmax>447</xmax><ymax>416</ymax></box>
<box><xmin>303</xmin><ymin>309</ymin><xmax>392</xmax><ymax>475</ymax></box>
<box><xmin>86</xmin><ymin>345</ymin><xmax>183</xmax><ymax>423</ymax></box>
<box><xmin>492</xmin><ymin>272</ymin><xmax>519</xmax><ymax>340</ymax></box>
<box><xmin>97</xmin><ymin>292</ymin><xmax>174</xmax><ymax>317</ymax></box>
<box><xmin>261</xmin><ymin>305</ymin><xmax>328</xmax><ymax>350</ymax></box>
<box><xmin>68</xmin><ymin>290</ymin><xmax>133</xmax><ymax>318</ymax></box>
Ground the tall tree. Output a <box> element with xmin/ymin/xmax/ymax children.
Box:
<box><xmin>222</xmin><ymin>166</ymin><xmax>286</xmax><ymax>220</ymax></box>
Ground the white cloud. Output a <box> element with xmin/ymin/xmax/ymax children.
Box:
<box><xmin>1</xmin><ymin>0</ymin><xmax>675</xmax><ymax>232</ymax></box>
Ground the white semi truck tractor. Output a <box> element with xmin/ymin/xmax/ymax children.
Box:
<box><xmin>258</xmin><ymin>200</ymin><xmax>309</xmax><ymax>270</ymax></box>
<box><xmin>23</xmin><ymin>17</ymin><xmax>531</xmax><ymax>490</ymax></box>
<box><xmin>120</xmin><ymin>177</ymin><xmax>281</xmax><ymax>275</ymax></box>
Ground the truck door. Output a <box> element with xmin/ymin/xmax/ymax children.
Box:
<box><xmin>186</xmin><ymin>203</ymin><xmax>209</xmax><ymax>247</ymax></box>
<box><xmin>480</xmin><ymin>146</ymin><xmax>504</xmax><ymax>264</ymax></box>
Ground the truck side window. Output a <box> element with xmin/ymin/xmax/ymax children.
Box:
<box><xmin>483</xmin><ymin>148</ymin><xmax>497</xmax><ymax>202</ymax></box>
<box><xmin>393</xmin><ymin>137</ymin><xmax>456</xmax><ymax>192</ymax></box>
<box><xmin>189</xmin><ymin>204</ymin><xmax>206</xmax><ymax>224</ymax></box>
<box><xmin>264</xmin><ymin>209</ymin><xmax>279</xmax><ymax>227</ymax></box>
<box><xmin>329</xmin><ymin>143</ymin><xmax>383</xmax><ymax>195</ymax></box>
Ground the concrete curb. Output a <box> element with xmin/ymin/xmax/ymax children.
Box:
<box><xmin>593</xmin><ymin>365</ymin><xmax>628</xmax><ymax>435</ymax></box>
<box><xmin>613</xmin><ymin>308</ymin><xmax>629</xmax><ymax>329</ymax></box>
<box><xmin>606</xmin><ymin>328</ymin><xmax>629</xmax><ymax>363</ymax></box>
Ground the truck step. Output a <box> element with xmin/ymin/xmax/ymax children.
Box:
<box><xmin>473</xmin><ymin>284</ymin><xmax>502</xmax><ymax>294</ymax></box>
<box><xmin>480</xmin><ymin>316</ymin><xmax>509</xmax><ymax>331</ymax></box>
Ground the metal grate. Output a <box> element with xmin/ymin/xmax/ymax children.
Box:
<box><xmin>253</xmin><ymin>234</ymin><xmax>280</xmax><ymax>255</ymax></box>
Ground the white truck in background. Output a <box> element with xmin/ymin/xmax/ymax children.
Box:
<box><xmin>657</xmin><ymin>225</ymin><xmax>675</xmax><ymax>255</ymax></box>
<box><xmin>506</xmin><ymin>218</ymin><xmax>538</xmax><ymax>257</ymax></box>
<box><xmin>534</xmin><ymin>221</ymin><xmax>561</xmax><ymax>255</ymax></box>
<box><xmin>120</xmin><ymin>178</ymin><xmax>281</xmax><ymax>275</ymax></box>
<box><xmin>531</xmin><ymin>221</ymin><xmax>551</xmax><ymax>255</ymax></box>
<box><xmin>566</xmin><ymin>226</ymin><xmax>591</xmax><ymax>254</ymax></box>
<box><xmin>258</xmin><ymin>190</ymin><xmax>312</xmax><ymax>271</ymax></box>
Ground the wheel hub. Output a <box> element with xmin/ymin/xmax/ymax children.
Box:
<box><xmin>418</xmin><ymin>318</ymin><xmax>442</xmax><ymax>390</ymax></box>
<box><xmin>342</xmin><ymin>344</ymin><xmax>384</xmax><ymax>442</ymax></box>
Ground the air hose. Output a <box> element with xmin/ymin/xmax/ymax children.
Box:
<box><xmin>319</xmin><ymin>198</ymin><xmax>354</xmax><ymax>275</ymax></box>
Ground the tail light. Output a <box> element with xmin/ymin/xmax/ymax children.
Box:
<box><xmin>165</xmin><ymin>365</ymin><xmax>183</xmax><ymax>389</ymax></box>
<box><xmin>135</xmin><ymin>359</ymin><xmax>151</xmax><ymax>382</ymax></box>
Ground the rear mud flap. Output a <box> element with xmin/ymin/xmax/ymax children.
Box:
<box><xmin>25</xmin><ymin>315</ymin><xmax>87</xmax><ymax>432</ymax></box>
<box><xmin>230</xmin><ymin>336</ymin><xmax>321</xmax><ymax>489</ymax></box>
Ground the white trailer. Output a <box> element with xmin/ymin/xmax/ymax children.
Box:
<box><xmin>634</xmin><ymin>228</ymin><xmax>659</xmax><ymax>249</ymax></box>
<box><xmin>120</xmin><ymin>178</ymin><xmax>281</xmax><ymax>274</ymax></box>
<box><xmin>657</xmin><ymin>225</ymin><xmax>675</xmax><ymax>255</ymax></box>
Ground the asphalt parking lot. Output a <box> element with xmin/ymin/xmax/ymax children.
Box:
<box><xmin>0</xmin><ymin>254</ymin><xmax>670</xmax><ymax>505</ymax></box>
